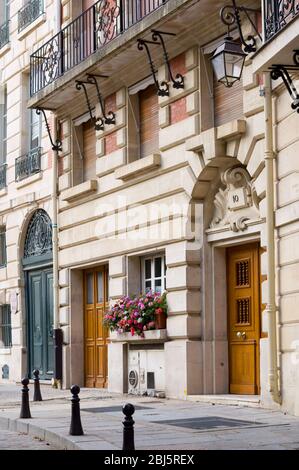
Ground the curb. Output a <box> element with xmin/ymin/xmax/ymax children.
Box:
<box><xmin>0</xmin><ymin>414</ymin><xmax>120</xmax><ymax>450</ymax></box>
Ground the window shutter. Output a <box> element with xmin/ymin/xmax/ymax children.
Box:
<box><xmin>83</xmin><ymin>119</ymin><xmax>96</xmax><ymax>180</ymax></box>
<box><xmin>139</xmin><ymin>84</ymin><xmax>159</xmax><ymax>158</ymax></box>
<box><xmin>213</xmin><ymin>73</ymin><xmax>244</xmax><ymax>127</ymax></box>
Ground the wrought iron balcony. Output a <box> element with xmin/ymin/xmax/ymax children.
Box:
<box><xmin>0</xmin><ymin>164</ymin><xmax>7</xmax><ymax>190</ymax></box>
<box><xmin>18</xmin><ymin>0</ymin><xmax>44</xmax><ymax>33</ymax></box>
<box><xmin>15</xmin><ymin>148</ymin><xmax>42</xmax><ymax>182</ymax></box>
<box><xmin>264</xmin><ymin>0</ymin><xmax>299</xmax><ymax>42</ymax></box>
<box><xmin>30</xmin><ymin>0</ymin><xmax>168</xmax><ymax>96</ymax></box>
<box><xmin>0</xmin><ymin>21</ymin><xmax>9</xmax><ymax>49</ymax></box>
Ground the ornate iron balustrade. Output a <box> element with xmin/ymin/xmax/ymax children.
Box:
<box><xmin>0</xmin><ymin>164</ymin><xmax>7</xmax><ymax>190</ymax></box>
<box><xmin>18</xmin><ymin>0</ymin><xmax>44</xmax><ymax>33</ymax></box>
<box><xmin>264</xmin><ymin>0</ymin><xmax>299</xmax><ymax>41</ymax></box>
<box><xmin>0</xmin><ymin>21</ymin><xmax>9</xmax><ymax>49</ymax></box>
<box><xmin>30</xmin><ymin>0</ymin><xmax>168</xmax><ymax>96</ymax></box>
<box><xmin>15</xmin><ymin>147</ymin><xmax>42</xmax><ymax>182</ymax></box>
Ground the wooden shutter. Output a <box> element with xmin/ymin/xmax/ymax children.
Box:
<box><xmin>83</xmin><ymin>120</ymin><xmax>96</xmax><ymax>181</ymax></box>
<box><xmin>83</xmin><ymin>0</ymin><xmax>96</xmax><ymax>10</ymax></box>
<box><xmin>139</xmin><ymin>84</ymin><xmax>159</xmax><ymax>158</ymax></box>
<box><xmin>214</xmin><ymin>74</ymin><xmax>244</xmax><ymax>127</ymax></box>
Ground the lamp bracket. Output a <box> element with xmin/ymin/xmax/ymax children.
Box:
<box><xmin>151</xmin><ymin>30</ymin><xmax>184</xmax><ymax>90</ymax></box>
<box><xmin>137</xmin><ymin>39</ymin><xmax>169</xmax><ymax>96</ymax></box>
<box><xmin>270</xmin><ymin>50</ymin><xmax>299</xmax><ymax>113</ymax></box>
<box><xmin>86</xmin><ymin>74</ymin><xmax>116</xmax><ymax>126</ymax></box>
<box><xmin>35</xmin><ymin>108</ymin><xmax>62</xmax><ymax>152</ymax></box>
<box><xmin>220</xmin><ymin>0</ymin><xmax>262</xmax><ymax>53</ymax></box>
<box><xmin>75</xmin><ymin>80</ymin><xmax>104</xmax><ymax>130</ymax></box>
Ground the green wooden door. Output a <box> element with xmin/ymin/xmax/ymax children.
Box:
<box><xmin>27</xmin><ymin>268</ymin><xmax>54</xmax><ymax>380</ymax></box>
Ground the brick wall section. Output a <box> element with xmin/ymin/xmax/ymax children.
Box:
<box><xmin>104</xmin><ymin>93</ymin><xmax>118</xmax><ymax>155</ymax></box>
<box><xmin>168</xmin><ymin>53</ymin><xmax>189</xmax><ymax>125</ymax></box>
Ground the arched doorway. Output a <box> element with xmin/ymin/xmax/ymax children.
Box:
<box><xmin>23</xmin><ymin>209</ymin><xmax>53</xmax><ymax>380</ymax></box>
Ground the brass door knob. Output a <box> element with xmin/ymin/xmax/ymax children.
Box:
<box><xmin>236</xmin><ymin>331</ymin><xmax>246</xmax><ymax>340</ymax></box>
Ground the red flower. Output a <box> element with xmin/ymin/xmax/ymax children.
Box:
<box><xmin>130</xmin><ymin>327</ymin><xmax>135</xmax><ymax>336</ymax></box>
<box><xmin>155</xmin><ymin>308</ymin><xmax>163</xmax><ymax>315</ymax></box>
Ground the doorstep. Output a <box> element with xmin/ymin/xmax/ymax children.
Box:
<box><xmin>186</xmin><ymin>394</ymin><xmax>261</xmax><ymax>408</ymax></box>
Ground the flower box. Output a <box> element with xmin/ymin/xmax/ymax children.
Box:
<box><xmin>110</xmin><ymin>329</ymin><xmax>167</xmax><ymax>343</ymax></box>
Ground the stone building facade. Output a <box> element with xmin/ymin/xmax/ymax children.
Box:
<box><xmin>1</xmin><ymin>0</ymin><xmax>299</xmax><ymax>416</ymax></box>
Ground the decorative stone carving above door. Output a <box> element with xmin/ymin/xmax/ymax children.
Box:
<box><xmin>210</xmin><ymin>166</ymin><xmax>260</xmax><ymax>232</ymax></box>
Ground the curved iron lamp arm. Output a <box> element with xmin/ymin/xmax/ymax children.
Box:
<box><xmin>151</xmin><ymin>30</ymin><xmax>184</xmax><ymax>90</ymax></box>
<box><xmin>137</xmin><ymin>39</ymin><xmax>169</xmax><ymax>97</ymax></box>
<box><xmin>75</xmin><ymin>80</ymin><xmax>104</xmax><ymax>130</ymax></box>
<box><xmin>86</xmin><ymin>74</ymin><xmax>116</xmax><ymax>125</ymax></box>
<box><xmin>35</xmin><ymin>108</ymin><xmax>62</xmax><ymax>152</ymax></box>
<box><xmin>270</xmin><ymin>50</ymin><xmax>299</xmax><ymax>113</ymax></box>
<box><xmin>220</xmin><ymin>0</ymin><xmax>262</xmax><ymax>53</ymax></box>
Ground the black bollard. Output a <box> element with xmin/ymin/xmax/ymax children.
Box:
<box><xmin>122</xmin><ymin>403</ymin><xmax>135</xmax><ymax>450</ymax></box>
<box><xmin>33</xmin><ymin>369</ymin><xmax>43</xmax><ymax>401</ymax></box>
<box><xmin>20</xmin><ymin>377</ymin><xmax>32</xmax><ymax>419</ymax></box>
<box><xmin>69</xmin><ymin>385</ymin><xmax>84</xmax><ymax>436</ymax></box>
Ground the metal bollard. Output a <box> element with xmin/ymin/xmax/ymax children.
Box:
<box><xmin>20</xmin><ymin>377</ymin><xmax>32</xmax><ymax>419</ymax></box>
<box><xmin>69</xmin><ymin>385</ymin><xmax>84</xmax><ymax>436</ymax></box>
<box><xmin>122</xmin><ymin>403</ymin><xmax>135</xmax><ymax>450</ymax></box>
<box><xmin>33</xmin><ymin>369</ymin><xmax>43</xmax><ymax>401</ymax></box>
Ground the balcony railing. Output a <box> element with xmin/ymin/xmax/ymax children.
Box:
<box><xmin>0</xmin><ymin>21</ymin><xmax>9</xmax><ymax>49</ymax></box>
<box><xmin>0</xmin><ymin>164</ymin><xmax>7</xmax><ymax>190</ymax></box>
<box><xmin>30</xmin><ymin>0</ymin><xmax>168</xmax><ymax>96</ymax></box>
<box><xmin>18</xmin><ymin>0</ymin><xmax>44</xmax><ymax>33</ymax></box>
<box><xmin>15</xmin><ymin>148</ymin><xmax>41</xmax><ymax>182</ymax></box>
<box><xmin>264</xmin><ymin>0</ymin><xmax>299</xmax><ymax>42</ymax></box>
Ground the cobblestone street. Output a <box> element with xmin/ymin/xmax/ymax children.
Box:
<box><xmin>0</xmin><ymin>429</ymin><xmax>57</xmax><ymax>450</ymax></box>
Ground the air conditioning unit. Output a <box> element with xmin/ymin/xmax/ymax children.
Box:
<box><xmin>128</xmin><ymin>348</ymin><xmax>165</xmax><ymax>395</ymax></box>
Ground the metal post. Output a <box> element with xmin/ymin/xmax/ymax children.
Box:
<box><xmin>33</xmin><ymin>369</ymin><xmax>43</xmax><ymax>401</ymax></box>
<box><xmin>20</xmin><ymin>378</ymin><xmax>32</xmax><ymax>419</ymax></box>
<box><xmin>69</xmin><ymin>385</ymin><xmax>84</xmax><ymax>436</ymax></box>
<box><xmin>122</xmin><ymin>403</ymin><xmax>135</xmax><ymax>450</ymax></box>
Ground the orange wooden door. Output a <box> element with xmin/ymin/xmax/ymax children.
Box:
<box><xmin>84</xmin><ymin>266</ymin><xmax>109</xmax><ymax>388</ymax></box>
<box><xmin>227</xmin><ymin>243</ymin><xmax>261</xmax><ymax>395</ymax></box>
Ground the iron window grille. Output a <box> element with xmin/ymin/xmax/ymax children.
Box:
<box><xmin>264</xmin><ymin>0</ymin><xmax>299</xmax><ymax>42</ymax></box>
<box><xmin>15</xmin><ymin>147</ymin><xmax>42</xmax><ymax>182</ymax></box>
<box><xmin>18</xmin><ymin>0</ymin><xmax>44</xmax><ymax>33</ymax></box>
<box><xmin>0</xmin><ymin>226</ymin><xmax>6</xmax><ymax>267</ymax></box>
<box><xmin>0</xmin><ymin>305</ymin><xmax>12</xmax><ymax>348</ymax></box>
<box><xmin>0</xmin><ymin>163</ymin><xmax>7</xmax><ymax>190</ymax></box>
<box><xmin>30</xmin><ymin>0</ymin><xmax>168</xmax><ymax>96</ymax></box>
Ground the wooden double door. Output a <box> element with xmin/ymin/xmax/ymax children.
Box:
<box><xmin>84</xmin><ymin>266</ymin><xmax>109</xmax><ymax>388</ymax></box>
<box><xmin>227</xmin><ymin>243</ymin><xmax>261</xmax><ymax>395</ymax></box>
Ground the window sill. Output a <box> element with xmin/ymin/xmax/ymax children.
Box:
<box><xmin>109</xmin><ymin>329</ymin><xmax>167</xmax><ymax>343</ymax></box>
<box><xmin>16</xmin><ymin>171</ymin><xmax>42</xmax><ymax>189</ymax></box>
<box><xmin>0</xmin><ymin>187</ymin><xmax>7</xmax><ymax>198</ymax></box>
<box><xmin>114</xmin><ymin>154</ymin><xmax>161</xmax><ymax>181</ymax></box>
<box><xmin>0</xmin><ymin>348</ymin><xmax>11</xmax><ymax>355</ymax></box>
<box><xmin>17</xmin><ymin>13</ymin><xmax>46</xmax><ymax>41</ymax></box>
<box><xmin>62</xmin><ymin>179</ymin><xmax>97</xmax><ymax>202</ymax></box>
<box><xmin>0</xmin><ymin>42</ymin><xmax>10</xmax><ymax>58</ymax></box>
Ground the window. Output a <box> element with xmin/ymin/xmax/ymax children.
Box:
<box><xmin>0</xmin><ymin>85</ymin><xmax>7</xmax><ymax>165</ymax></box>
<box><xmin>29</xmin><ymin>107</ymin><xmax>41</xmax><ymax>150</ymax></box>
<box><xmin>72</xmin><ymin>117</ymin><xmax>96</xmax><ymax>184</ymax></box>
<box><xmin>0</xmin><ymin>0</ymin><xmax>9</xmax><ymax>24</ymax></box>
<box><xmin>0</xmin><ymin>304</ymin><xmax>12</xmax><ymax>348</ymax></box>
<box><xmin>0</xmin><ymin>226</ymin><xmax>6</xmax><ymax>267</ymax></box>
<box><xmin>128</xmin><ymin>79</ymin><xmax>159</xmax><ymax>161</ymax></box>
<box><xmin>142</xmin><ymin>255</ymin><xmax>166</xmax><ymax>294</ymax></box>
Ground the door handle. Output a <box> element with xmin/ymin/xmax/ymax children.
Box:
<box><xmin>236</xmin><ymin>331</ymin><xmax>246</xmax><ymax>340</ymax></box>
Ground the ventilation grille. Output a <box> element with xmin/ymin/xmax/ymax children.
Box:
<box><xmin>237</xmin><ymin>298</ymin><xmax>250</xmax><ymax>324</ymax></box>
<box><xmin>236</xmin><ymin>260</ymin><xmax>250</xmax><ymax>286</ymax></box>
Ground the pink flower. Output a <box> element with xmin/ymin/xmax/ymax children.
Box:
<box><xmin>148</xmin><ymin>321</ymin><xmax>155</xmax><ymax>329</ymax></box>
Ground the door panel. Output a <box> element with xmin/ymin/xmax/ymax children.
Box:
<box><xmin>27</xmin><ymin>268</ymin><xmax>54</xmax><ymax>380</ymax></box>
<box><xmin>227</xmin><ymin>244</ymin><xmax>260</xmax><ymax>395</ymax></box>
<box><xmin>84</xmin><ymin>267</ymin><xmax>108</xmax><ymax>388</ymax></box>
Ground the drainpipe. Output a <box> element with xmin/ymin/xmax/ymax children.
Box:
<box><xmin>263</xmin><ymin>72</ymin><xmax>281</xmax><ymax>404</ymax></box>
<box><xmin>52</xmin><ymin>0</ymin><xmax>62</xmax><ymax>389</ymax></box>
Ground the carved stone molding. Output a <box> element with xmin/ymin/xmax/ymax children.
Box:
<box><xmin>210</xmin><ymin>166</ymin><xmax>260</xmax><ymax>232</ymax></box>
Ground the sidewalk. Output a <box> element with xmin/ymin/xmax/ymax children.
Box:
<box><xmin>0</xmin><ymin>384</ymin><xmax>299</xmax><ymax>450</ymax></box>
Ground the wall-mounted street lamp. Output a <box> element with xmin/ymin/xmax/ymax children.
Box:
<box><xmin>211</xmin><ymin>0</ymin><xmax>261</xmax><ymax>88</ymax></box>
